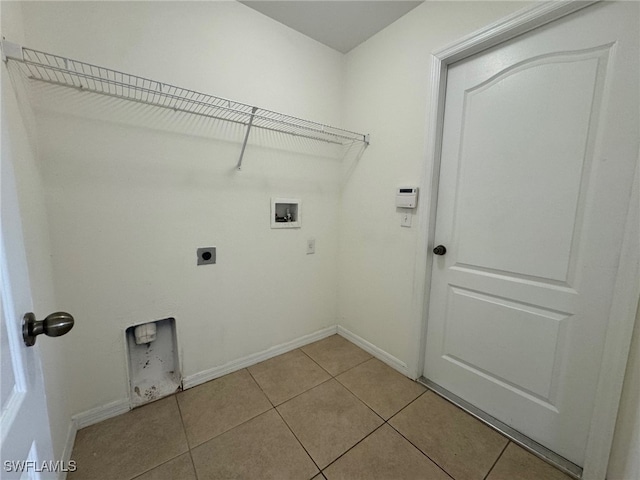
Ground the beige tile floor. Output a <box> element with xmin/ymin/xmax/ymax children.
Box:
<box><xmin>69</xmin><ymin>335</ymin><xmax>573</xmax><ymax>480</ymax></box>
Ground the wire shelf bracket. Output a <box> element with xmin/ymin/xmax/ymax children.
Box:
<box><xmin>237</xmin><ymin>106</ymin><xmax>257</xmax><ymax>170</ymax></box>
<box><xmin>1</xmin><ymin>40</ymin><xmax>370</xmax><ymax>168</ymax></box>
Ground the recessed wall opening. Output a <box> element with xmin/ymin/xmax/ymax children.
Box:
<box><xmin>125</xmin><ymin>318</ymin><xmax>181</xmax><ymax>407</ymax></box>
<box><xmin>271</xmin><ymin>197</ymin><xmax>301</xmax><ymax>229</ymax></box>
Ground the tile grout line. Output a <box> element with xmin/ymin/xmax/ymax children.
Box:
<box><xmin>419</xmin><ymin>387</ymin><xmax>514</xmax><ymax>479</ymax></box>
<box><xmin>384</xmin><ymin>419</ymin><xmax>456</xmax><ymax>480</ymax></box>
<box><xmin>482</xmin><ymin>440</ymin><xmax>510</xmax><ymax>480</ymax></box>
<box><xmin>330</xmin><ymin>355</ymin><xmax>375</xmax><ymax>378</ymax></box>
<box><xmin>388</xmin><ymin>389</ymin><xmax>430</xmax><ymax>421</ymax></box>
<box><xmin>176</xmin><ymin>339</ymin><xmax>433</xmax><ymax>479</ymax></box>
<box><xmin>385</xmin><ymin>389</ymin><xmax>512</xmax><ymax>480</ymax></box>
<box><xmin>385</xmin><ymin>391</ymin><xmax>457</xmax><ymax>480</ymax></box>
<box><xmin>128</xmin><ymin>454</ymin><xmax>188</xmax><ymax>480</ymax></box>
<box><xmin>319</xmin><ymin>422</ymin><xmax>387</xmax><ymax>474</ymax></box>
<box><xmin>128</xmin><ymin>396</ymin><xmax>191</xmax><ymax>480</ymax></box>
<box><xmin>246</xmin><ymin>353</ymin><xmax>333</xmax><ymax>408</ymax></box>
<box><xmin>272</xmin><ymin>373</ymin><xmax>417</xmax><ymax>474</ymax></box>
<box><xmin>238</xmin><ymin>349</ymin><xmax>381</xmax><ymax>472</ymax></box>
<box><xmin>340</xmin><ymin>381</ymin><xmax>387</xmax><ymax>424</ymax></box>
<box><xmin>299</xmin><ymin>345</ymin><xmax>425</xmax><ymax>428</ymax></box>
<box><xmin>245</xmin><ymin>367</ymin><xmax>277</xmax><ymax>409</ymax></box>
<box><xmin>250</xmin><ymin>341</ymin><xmax>386</xmax><ymax>477</ymax></box>
<box><xmin>186</xmin><ymin>449</ymin><xmax>199</xmax><ymax>480</ymax></box>
<box><xmin>245</xmin><ymin>366</ymin><xmax>324</xmax><ymax>477</ymax></box>
<box><xmin>298</xmin><ymin>377</ymin><xmax>391</xmax><ymax>473</ymax></box>
<box><xmin>174</xmin><ymin>394</ymin><xmax>200</xmax><ymax>480</ymax></box>
<box><xmin>186</xmin><ymin>405</ymin><xmax>273</xmax><ymax>449</ymax></box>
<box><xmin>179</xmin><ymin>369</ymin><xmax>272</xmax><ymax>450</ymax></box>
<box><xmin>246</xmin><ymin>347</ymin><xmax>334</xmax><ymax>407</ymax></box>
<box><xmin>273</xmin><ymin>376</ymin><xmax>335</xmax><ymax>407</ymax></box>
<box><xmin>298</xmin><ymin>347</ymin><xmax>336</xmax><ymax>377</ymax></box>
<box><xmin>299</xmin><ymin>337</ymin><xmax>375</xmax><ymax>378</ymax></box>
<box><xmin>273</xmin><ymin>406</ymin><xmax>324</xmax><ymax>476</ymax></box>
<box><xmin>174</xmin><ymin>393</ymin><xmax>188</xmax><ymax>443</ymax></box>
<box><xmin>254</xmin><ymin>343</ymin><xmax>377</xmax><ymax>410</ymax></box>
<box><xmin>332</xmin><ymin>372</ymin><xmax>425</xmax><ymax>425</ymax></box>
<box><xmin>298</xmin><ymin>339</ymin><xmax>436</xmax><ymax>476</ymax></box>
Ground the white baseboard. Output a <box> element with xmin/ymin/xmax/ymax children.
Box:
<box><xmin>337</xmin><ymin>325</ymin><xmax>409</xmax><ymax>377</ymax></box>
<box><xmin>69</xmin><ymin>326</ymin><xmax>338</xmax><ymax>432</ymax></box>
<box><xmin>182</xmin><ymin>325</ymin><xmax>338</xmax><ymax>390</ymax></box>
<box><xmin>67</xmin><ymin>324</ymin><xmax>407</xmax><ymax>440</ymax></box>
<box><xmin>72</xmin><ymin>398</ymin><xmax>130</xmax><ymax>430</ymax></box>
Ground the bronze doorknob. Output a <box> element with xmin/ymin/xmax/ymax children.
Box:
<box><xmin>23</xmin><ymin>312</ymin><xmax>74</xmax><ymax>347</ymax></box>
<box><xmin>433</xmin><ymin>245</ymin><xmax>447</xmax><ymax>255</ymax></box>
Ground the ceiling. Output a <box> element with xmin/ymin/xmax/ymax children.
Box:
<box><xmin>239</xmin><ymin>1</ymin><xmax>424</xmax><ymax>53</ymax></box>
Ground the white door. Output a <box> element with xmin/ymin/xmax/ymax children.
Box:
<box><xmin>1</xmin><ymin>107</ymin><xmax>56</xmax><ymax>477</ymax></box>
<box><xmin>423</xmin><ymin>1</ymin><xmax>639</xmax><ymax>466</ymax></box>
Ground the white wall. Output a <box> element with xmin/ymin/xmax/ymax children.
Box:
<box><xmin>16</xmin><ymin>0</ymin><xmax>345</xmax><ymax>443</ymax></box>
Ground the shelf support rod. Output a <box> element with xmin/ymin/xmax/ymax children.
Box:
<box><xmin>237</xmin><ymin>106</ymin><xmax>258</xmax><ymax>170</ymax></box>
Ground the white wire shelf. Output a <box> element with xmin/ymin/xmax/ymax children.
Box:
<box><xmin>2</xmin><ymin>41</ymin><xmax>369</xmax><ymax>169</ymax></box>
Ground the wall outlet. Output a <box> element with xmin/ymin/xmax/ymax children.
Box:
<box><xmin>401</xmin><ymin>212</ymin><xmax>412</xmax><ymax>227</ymax></box>
<box><xmin>197</xmin><ymin>247</ymin><xmax>216</xmax><ymax>265</ymax></box>
<box><xmin>306</xmin><ymin>238</ymin><xmax>316</xmax><ymax>254</ymax></box>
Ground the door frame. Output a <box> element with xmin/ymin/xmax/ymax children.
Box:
<box><xmin>416</xmin><ymin>2</ymin><xmax>640</xmax><ymax>479</ymax></box>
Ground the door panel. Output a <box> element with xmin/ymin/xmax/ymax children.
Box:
<box><xmin>1</xmin><ymin>65</ymin><xmax>55</xmax><ymax>478</ymax></box>
<box><xmin>443</xmin><ymin>286</ymin><xmax>566</xmax><ymax>402</ymax></box>
<box><xmin>424</xmin><ymin>1</ymin><xmax>639</xmax><ymax>466</ymax></box>
<box><xmin>454</xmin><ymin>50</ymin><xmax>604</xmax><ymax>283</ymax></box>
